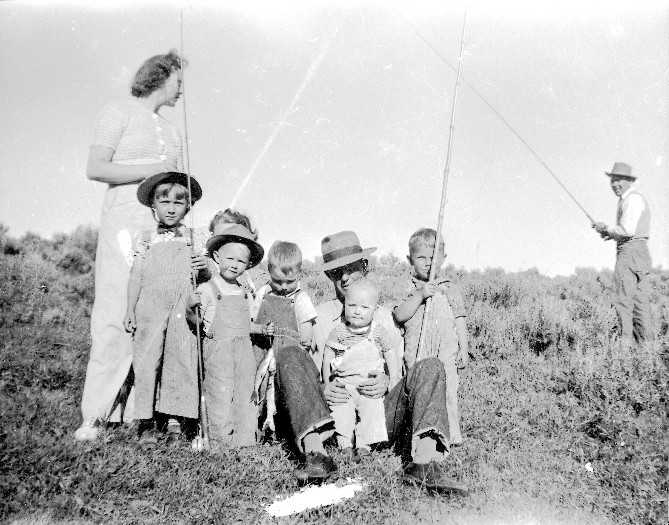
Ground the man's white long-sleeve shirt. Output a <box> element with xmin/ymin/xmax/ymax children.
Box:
<box><xmin>606</xmin><ymin>187</ymin><xmax>647</xmax><ymax>240</ymax></box>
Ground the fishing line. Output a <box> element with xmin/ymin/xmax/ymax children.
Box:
<box><xmin>179</xmin><ymin>6</ymin><xmax>210</xmax><ymax>450</ymax></box>
<box><xmin>229</xmin><ymin>23</ymin><xmax>342</xmax><ymax>208</ymax></box>
<box><xmin>397</xmin><ymin>12</ymin><xmax>596</xmax><ymax>224</ymax></box>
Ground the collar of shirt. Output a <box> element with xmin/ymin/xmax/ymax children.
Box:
<box><xmin>265</xmin><ymin>282</ymin><xmax>302</xmax><ymax>298</ymax></box>
<box><xmin>410</xmin><ymin>272</ymin><xmax>451</xmax><ymax>288</ymax></box>
<box><xmin>210</xmin><ymin>275</ymin><xmax>246</xmax><ymax>296</ymax></box>
<box><xmin>620</xmin><ymin>187</ymin><xmax>635</xmax><ymax>200</ymax></box>
<box><xmin>344</xmin><ymin>323</ymin><xmax>372</xmax><ymax>337</ymax></box>
<box><xmin>324</xmin><ymin>299</ymin><xmax>344</xmax><ymax>323</ymax></box>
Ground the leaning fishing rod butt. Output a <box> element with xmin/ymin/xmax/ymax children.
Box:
<box><xmin>191</xmin><ymin>434</ymin><xmax>210</xmax><ymax>452</ymax></box>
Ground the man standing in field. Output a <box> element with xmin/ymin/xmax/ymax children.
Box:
<box><xmin>593</xmin><ymin>162</ymin><xmax>653</xmax><ymax>347</ymax></box>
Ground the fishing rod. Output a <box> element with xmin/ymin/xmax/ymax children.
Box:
<box><xmin>415</xmin><ymin>8</ymin><xmax>467</xmax><ymax>363</ymax></box>
<box><xmin>180</xmin><ymin>6</ymin><xmax>210</xmax><ymax>451</ymax></box>
<box><xmin>399</xmin><ymin>13</ymin><xmax>596</xmax><ymax>225</ymax></box>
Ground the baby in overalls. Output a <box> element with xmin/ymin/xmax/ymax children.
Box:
<box><xmin>251</xmin><ymin>241</ymin><xmax>318</xmax><ymax>437</ymax></box>
<box><xmin>393</xmin><ymin>228</ymin><xmax>469</xmax><ymax>445</ymax></box>
<box><xmin>323</xmin><ymin>278</ymin><xmax>399</xmax><ymax>457</ymax></box>
<box><xmin>123</xmin><ymin>172</ymin><xmax>208</xmax><ymax>447</ymax></box>
<box><xmin>209</xmin><ymin>209</ymin><xmax>259</xmax><ymax>297</ymax></box>
<box><xmin>195</xmin><ymin>224</ymin><xmax>267</xmax><ymax>448</ymax></box>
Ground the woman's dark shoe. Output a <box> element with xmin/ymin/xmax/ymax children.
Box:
<box><xmin>293</xmin><ymin>452</ymin><xmax>337</xmax><ymax>482</ymax></box>
<box><xmin>400</xmin><ymin>461</ymin><xmax>469</xmax><ymax>496</ymax></box>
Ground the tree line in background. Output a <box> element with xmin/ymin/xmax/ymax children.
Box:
<box><xmin>2</xmin><ymin>223</ymin><xmax>667</xmax><ymax>351</ymax></box>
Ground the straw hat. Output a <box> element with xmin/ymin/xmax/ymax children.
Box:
<box><xmin>137</xmin><ymin>171</ymin><xmax>203</xmax><ymax>207</ymax></box>
<box><xmin>605</xmin><ymin>162</ymin><xmax>636</xmax><ymax>180</ymax></box>
<box><xmin>206</xmin><ymin>224</ymin><xmax>264</xmax><ymax>269</ymax></box>
<box><xmin>317</xmin><ymin>231</ymin><xmax>376</xmax><ymax>272</ymax></box>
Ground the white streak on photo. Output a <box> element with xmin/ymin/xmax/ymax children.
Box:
<box><xmin>266</xmin><ymin>479</ymin><xmax>365</xmax><ymax>517</ymax></box>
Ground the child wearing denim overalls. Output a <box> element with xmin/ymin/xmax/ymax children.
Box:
<box><xmin>394</xmin><ymin>228</ymin><xmax>469</xmax><ymax>445</ymax></box>
<box><xmin>124</xmin><ymin>172</ymin><xmax>208</xmax><ymax>446</ymax></box>
<box><xmin>251</xmin><ymin>241</ymin><xmax>317</xmax><ymax>437</ymax></box>
<box><xmin>322</xmin><ymin>278</ymin><xmax>399</xmax><ymax>457</ymax></box>
<box><xmin>195</xmin><ymin>224</ymin><xmax>267</xmax><ymax>448</ymax></box>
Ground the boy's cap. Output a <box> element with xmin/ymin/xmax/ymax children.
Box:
<box><xmin>206</xmin><ymin>224</ymin><xmax>264</xmax><ymax>269</ymax></box>
<box><xmin>605</xmin><ymin>162</ymin><xmax>636</xmax><ymax>180</ymax></box>
<box><xmin>137</xmin><ymin>171</ymin><xmax>203</xmax><ymax>207</ymax></box>
<box><xmin>317</xmin><ymin>230</ymin><xmax>376</xmax><ymax>272</ymax></box>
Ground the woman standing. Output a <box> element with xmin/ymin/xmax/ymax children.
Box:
<box><xmin>75</xmin><ymin>51</ymin><xmax>186</xmax><ymax>441</ymax></box>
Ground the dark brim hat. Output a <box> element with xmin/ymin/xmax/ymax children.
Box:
<box><xmin>206</xmin><ymin>224</ymin><xmax>264</xmax><ymax>269</ymax></box>
<box><xmin>137</xmin><ymin>171</ymin><xmax>203</xmax><ymax>207</ymax></box>
<box><xmin>605</xmin><ymin>162</ymin><xmax>636</xmax><ymax>180</ymax></box>
<box><xmin>317</xmin><ymin>230</ymin><xmax>376</xmax><ymax>272</ymax></box>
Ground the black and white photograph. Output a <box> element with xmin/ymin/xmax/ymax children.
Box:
<box><xmin>1</xmin><ymin>1</ymin><xmax>667</xmax><ymax>523</ymax></box>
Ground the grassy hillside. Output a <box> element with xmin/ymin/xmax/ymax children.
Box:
<box><xmin>1</xmin><ymin>226</ymin><xmax>667</xmax><ymax>524</ymax></box>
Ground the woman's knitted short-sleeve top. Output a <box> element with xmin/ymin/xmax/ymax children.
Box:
<box><xmin>91</xmin><ymin>100</ymin><xmax>183</xmax><ymax>171</ymax></box>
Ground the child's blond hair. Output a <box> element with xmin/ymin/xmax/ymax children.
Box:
<box><xmin>345</xmin><ymin>277</ymin><xmax>381</xmax><ymax>307</ymax></box>
<box><xmin>267</xmin><ymin>241</ymin><xmax>302</xmax><ymax>275</ymax></box>
<box><xmin>408</xmin><ymin>228</ymin><xmax>445</xmax><ymax>255</ymax></box>
<box><xmin>209</xmin><ymin>209</ymin><xmax>258</xmax><ymax>240</ymax></box>
<box><xmin>152</xmin><ymin>182</ymin><xmax>189</xmax><ymax>203</ymax></box>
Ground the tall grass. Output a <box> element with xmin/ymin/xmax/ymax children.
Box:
<box><xmin>1</xmin><ymin>226</ymin><xmax>667</xmax><ymax>524</ymax></box>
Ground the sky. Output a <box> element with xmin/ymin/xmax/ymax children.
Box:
<box><xmin>1</xmin><ymin>0</ymin><xmax>667</xmax><ymax>276</ymax></box>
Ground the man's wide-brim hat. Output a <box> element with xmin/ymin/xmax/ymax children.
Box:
<box><xmin>137</xmin><ymin>171</ymin><xmax>203</xmax><ymax>207</ymax></box>
<box><xmin>317</xmin><ymin>230</ymin><xmax>376</xmax><ymax>272</ymax></box>
<box><xmin>605</xmin><ymin>162</ymin><xmax>636</xmax><ymax>180</ymax></box>
<box><xmin>206</xmin><ymin>224</ymin><xmax>264</xmax><ymax>269</ymax></box>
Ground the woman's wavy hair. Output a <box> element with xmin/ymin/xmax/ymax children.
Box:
<box><xmin>131</xmin><ymin>50</ymin><xmax>187</xmax><ymax>98</ymax></box>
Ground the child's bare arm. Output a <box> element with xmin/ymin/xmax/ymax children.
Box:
<box><xmin>384</xmin><ymin>347</ymin><xmax>400</xmax><ymax>389</ymax></box>
<box><xmin>87</xmin><ymin>145</ymin><xmax>168</xmax><ymax>184</ymax></box>
<box><xmin>299</xmin><ymin>319</ymin><xmax>315</xmax><ymax>351</ymax></box>
<box><xmin>123</xmin><ymin>259</ymin><xmax>142</xmax><ymax>332</ymax></box>
<box><xmin>322</xmin><ymin>344</ymin><xmax>335</xmax><ymax>384</ymax></box>
<box><xmin>393</xmin><ymin>282</ymin><xmax>438</xmax><ymax>324</ymax></box>
<box><xmin>454</xmin><ymin>316</ymin><xmax>469</xmax><ymax>369</ymax></box>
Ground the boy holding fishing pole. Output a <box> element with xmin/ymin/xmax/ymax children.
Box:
<box><xmin>394</xmin><ymin>228</ymin><xmax>469</xmax><ymax>446</ymax></box>
<box><xmin>124</xmin><ymin>172</ymin><xmax>208</xmax><ymax>447</ymax></box>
